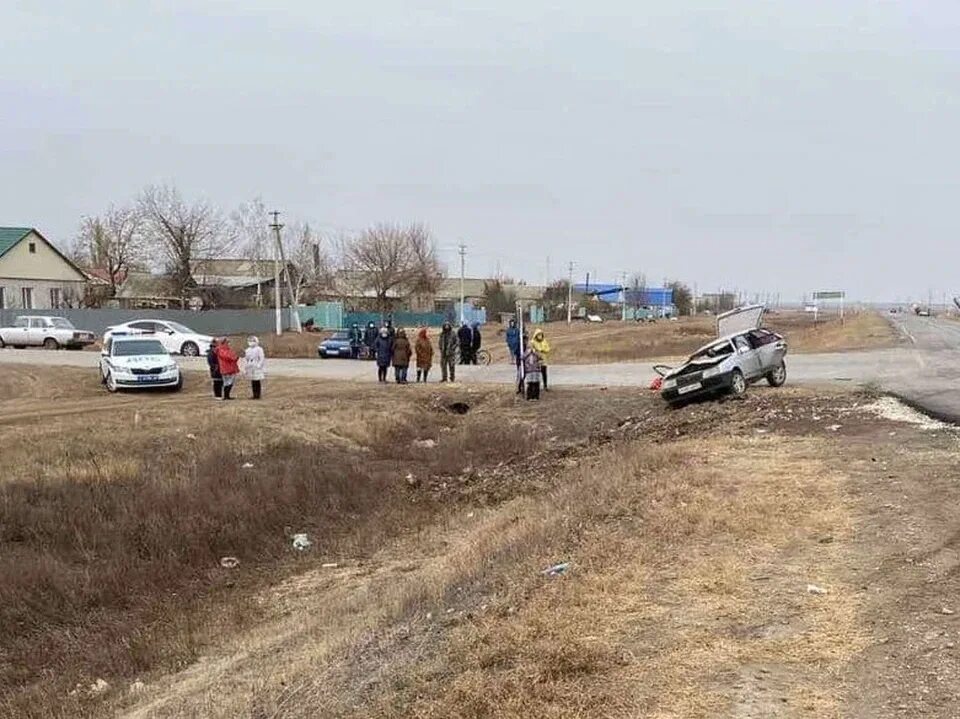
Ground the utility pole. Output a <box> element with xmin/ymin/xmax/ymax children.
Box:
<box><xmin>458</xmin><ymin>242</ymin><xmax>467</xmax><ymax>325</ymax></box>
<box><xmin>269</xmin><ymin>210</ymin><xmax>284</xmax><ymax>336</ymax></box>
<box><xmin>546</xmin><ymin>256</ymin><xmax>551</xmax><ymax>287</ymax></box>
<box><xmin>566</xmin><ymin>261</ymin><xmax>574</xmax><ymax>324</ymax></box>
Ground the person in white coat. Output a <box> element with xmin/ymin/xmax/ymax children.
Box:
<box><xmin>243</xmin><ymin>336</ymin><xmax>266</xmax><ymax>399</ymax></box>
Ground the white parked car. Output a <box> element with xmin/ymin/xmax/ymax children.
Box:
<box><xmin>0</xmin><ymin>315</ymin><xmax>96</xmax><ymax>349</ymax></box>
<box><xmin>99</xmin><ymin>335</ymin><xmax>183</xmax><ymax>393</ymax></box>
<box><xmin>103</xmin><ymin>319</ymin><xmax>212</xmax><ymax>357</ymax></box>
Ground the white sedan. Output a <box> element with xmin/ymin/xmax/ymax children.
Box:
<box><xmin>103</xmin><ymin>319</ymin><xmax>212</xmax><ymax>357</ymax></box>
<box><xmin>99</xmin><ymin>336</ymin><xmax>183</xmax><ymax>392</ymax></box>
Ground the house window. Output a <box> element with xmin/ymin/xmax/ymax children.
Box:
<box><xmin>28</xmin><ymin>242</ymin><xmax>36</xmax><ymax>254</ymax></box>
<box><xmin>21</xmin><ymin>287</ymin><xmax>33</xmax><ymax>309</ymax></box>
<box><xmin>50</xmin><ymin>288</ymin><xmax>62</xmax><ymax>309</ymax></box>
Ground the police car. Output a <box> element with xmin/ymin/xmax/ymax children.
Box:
<box><xmin>99</xmin><ymin>334</ymin><xmax>183</xmax><ymax>393</ymax></box>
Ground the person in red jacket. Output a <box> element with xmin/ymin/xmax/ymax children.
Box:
<box><xmin>215</xmin><ymin>337</ymin><xmax>240</xmax><ymax>400</ymax></box>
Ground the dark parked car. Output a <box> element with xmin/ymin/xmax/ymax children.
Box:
<box><xmin>318</xmin><ymin>331</ymin><xmax>354</xmax><ymax>358</ymax></box>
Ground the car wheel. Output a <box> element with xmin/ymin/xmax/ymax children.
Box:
<box><xmin>729</xmin><ymin>369</ymin><xmax>747</xmax><ymax>397</ymax></box>
<box><xmin>180</xmin><ymin>341</ymin><xmax>200</xmax><ymax>357</ymax></box>
<box><xmin>766</xmin><ymin>361</ymin><xmax>787</xmax><ymax>387</ymax></box>
<box><xmin>105</xmin><ymin>372</ymin><xmax>118</xmax><ymax>393</ymax></box>
<box><xmin>171</xmin><ymin>374</ymin><xmax>184</xmax><ymax>392</ymax></box>
<box><xmin>43</xmin><ymin>337</ymin><xmax>59</xmax><ymax>350</ymax></box>
<box><xmin>0</xmin><ymin>337</ymin><xmax>5</xmax><ymax>348</ymax></box>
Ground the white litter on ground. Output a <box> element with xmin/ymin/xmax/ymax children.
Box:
<box><xmin>863</xmin><ymin>397</ymin><xmax>951</xmax><ymax>431</ymax></box>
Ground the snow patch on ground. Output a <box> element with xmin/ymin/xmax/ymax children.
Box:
<box><xmin>863</xmin><ymin>397</ymin><xmax>951</xmax><ymax>431</ymax></box>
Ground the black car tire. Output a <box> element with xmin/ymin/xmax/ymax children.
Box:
<box><xmin>766</xmin><ymin>361</ymin><xmax>787</xmax><ymax>387</ymax></box>
<box><xmin>43</xmin><ymin>337</ymin><xmax>59</xmax><ymax>350</ymax></box>
<box><xmin>729</xmin><ymin>369</ymin><xmax>747</xmax><ymax>397</ymax></box>
<box><xmin>180</xmin><ymin>341</ymin><xmax>199</xmax><ymax>357</ymax></box>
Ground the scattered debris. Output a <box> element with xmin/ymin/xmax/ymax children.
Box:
<box><xmin>405</xmin><ymin>473</ymin><xmax>419</xmax><ymax>488</ymax></box>
<box><xmin>129</xmin><ymin>680</ymin><xmax>146</xmax><ymax>695</ymax></box>
<box><xmin>542</xmin><ymin>562</ymin><xmax>570</xmax><ymax>577</ymax></box>
<box><xmin>219</xmin><ymin>556</ymin><xmax>240</xmax><ymax>569</ymax></box>
<box><xmin>292</xmin><ymin>533</ymin><xmax>312</xmax><ymax>551</ymax></box>
<box><xmin>186</xmin><ymin>433</ymin><xmax>197</xmax><ymax>440</ymax></box>
<box><xmin>941</xmin><ymin>607</ymin><xmax>955</xmax><ymax>616</ymax></box>
<box><xmin>414</xmin><ymin>439</ymin><xmax>437</xmax><ymax>449</ymax></box>
<box><xmin>827</xmin><ymin>424</ymin><xmax>842</xmax><ymax>431</ymax></box>
<box><xmin>89</xmin><ymin>678</ymin><xmax>110</xmax><ymax>696</ymax></box>
<box><xmin>806</xmin><ymin>584</ymin><xmax>829</xmax><ymax>595</ymax></box>
<box><xmin>241</xmin><ymin>462</ymin><xmax>254</xmax><ymax>469</ymax></box>
<box><xmin>865</xmin><ymin>397</ymin><xmax>950</xmax><ymax>431</ymax></box>
<box><xmin>322</xmin><ymin>562</ymin><xmax>339</xmax><ymax>569</ymax></box>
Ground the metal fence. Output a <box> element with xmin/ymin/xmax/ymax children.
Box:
<box><xmin>0</xmin><ymin>308</ymin><xmax>296</xmax><ymax>337</ymax></box>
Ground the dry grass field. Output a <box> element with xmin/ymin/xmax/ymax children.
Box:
<box><xmin>3</xmin><ymin>363</ymin><xmax>960</xmax><ymax>717</ymax></box>
<box><xmin>224</xmin><ymin>310</ymin><xmax>897</xmax><ymax>362</ymax></box>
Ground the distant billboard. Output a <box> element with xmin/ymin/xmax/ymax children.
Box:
<box><xmin>813</xmin><ymin>291</ymin><xmax>845</xmax><ymax>300</ymax></box>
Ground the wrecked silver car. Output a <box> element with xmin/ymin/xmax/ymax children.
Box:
<box><xmin>654</xmin><ymin>305</ymin><xmax>787</xmax><ymax>406</ymax></box>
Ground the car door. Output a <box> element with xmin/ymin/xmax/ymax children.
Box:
<box><xmin>733</xmin><ymin>334</ymin><xmax>763</xmax><ymax>379</ymax></box>
<box><xmin>749</xmin><ymin>329</ymin><xmax>787</xmax><ymax>373</ymax></box>
<box><xmin>145</xmin><ymin>321</ymin><xmax>177</xmax><ymax>353</ymax></box>
<box><xmin>7</xmin><ymin>317</ymin><xmax>31</xmax><ymax>345</ymax></box>
<box><xmin>27</xmin><ymin>317</ymin><xmax>49</xmax><ymax>346</ymax></box>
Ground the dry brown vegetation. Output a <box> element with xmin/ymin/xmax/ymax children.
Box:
<box><xmin>5</xmin><ymin>364</ymin><xmax>959</xmax><ymax>718</ymax></box>
<box><xmin>481</xmin><ymin>309</ymin><xmax>898</xmax><ymax>364</ymax></box>
<box><xmin>215</xmin><ymin>310</ymin><xmax>897</xmax><ymax>361</ymax></box>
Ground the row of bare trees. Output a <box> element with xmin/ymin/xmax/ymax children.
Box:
<box><xmin>72</xmin><ymin>184</ymin><xmax>444</xmax><ymax>310</ymax></box>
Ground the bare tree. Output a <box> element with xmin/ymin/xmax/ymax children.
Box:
<box><xmin>232</xmin><ymin>198</ymin><xmax>272</xmax><ymax>307</ymax></box>
<box><xmin>341</xmin><ymin>223</ymin><xmax>443</xmax><ymax>309</ymax></box>
<box><xmin>138</xmin><ymin>184</ymin><xmax>233</xmax><ymax>302</ymax></box>
<box><xmin>75</xmin><ymin>205</ymin><xmax>146</xmax><ymax>297</ymax></box>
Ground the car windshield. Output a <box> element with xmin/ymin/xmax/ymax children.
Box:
<box><xmin>329</xmin><ymin>332</ymin><xmax>350</xmax><ymax>341</ymax></box>
<box><xmin>691</xmin><ymin>340</ymin><xmax>734</xmax><ymax>361</ymax></box>
<box><xmin>51</xmin><ymin>318</ymin><xmax>75</xmax><ymax>329</ymax></box>
<box><xmin>165</xmin><ymin>322</ymin><xmax>195</xmax><ymax>334</ymax></box>
<box><xmin>113</xmin><ymin>340</ymin><xmax>168</xmax><ymax>356</ymax></box>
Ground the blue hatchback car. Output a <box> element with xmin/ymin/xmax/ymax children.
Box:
<box><xmin>318</xmin><ymin>331</ymin><xmax>354</xmax><ymax>358</ymax></box>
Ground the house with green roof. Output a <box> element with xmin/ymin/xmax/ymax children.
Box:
<box><xmin>0</xmin><ymin>228</ymin><xmax>88</xmax><ymax>310</ymax></box>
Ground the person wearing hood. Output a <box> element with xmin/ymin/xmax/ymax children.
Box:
<box><xmin>439</xmin><ymin>322</ymin><xmax>459</xmax><ymax>382</ymax></box>
<box><xmin>530</xmin><ymin>329</ymin><xmax>551</xmax><ymax>390</ymax></box>
<box><xmin>374</xmin><ymin>327</ymin><xmax>393</xmax><ymax>382</ymax></box>
<box><xmin>215</xmin><ymin>337</ymin><xmax>240</xmax><ymax>400</ymax></box>
<box><xmin>457</xmin><ymin>322</ymin><xmax>472</xmax><ymax>364</ymax></box>
<box><xmin>384</xmin><ymin>319</ymin><xmax>396</xmax><ymax>341</ymax></box>
<box><xmin>392</xmin><ymin>328</ymin><xmax>412</xmax><ymax>384</ymax></box>
<box><xmin>363</xmin><ymin>321</ymin><xmax>378</xmax><ymax>360</ymax></box>
<box><xmin>415</xmin><ymin>327</ymin><xmax>433</xmax><ymax>382</ymax></box>
<box><xmin>522</xmin><ymin>343</ymin><xmax>542</xmax><ymax>400</ymax></box>
<box><xmin>348</xmin><ymin>322</ymin><xmax>363</xmax><ymax>359</ymax></box>
<box><xmin>243</xmin><ymin>336</ymin><xmax>266</xmax><ymax>399</ymax></box>
<box><xmin>470</xmin><ymin>322</ymin><xmax>482</xmax><ymax>364</ymax></box>
<box><xmin>505</xmin><ymin>318</ymin><xmax>520</xmax><ymax>364</ymax></box>
<box><xmin>206</xmin><ymin>338</ymin><xmax>223</xmax><ymax>398</ymax></box>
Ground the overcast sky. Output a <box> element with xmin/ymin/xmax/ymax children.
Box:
<box><xmin>2</xmin><ymin>1</ymin><xmax>957</xmax><ymax>301</ymax></box>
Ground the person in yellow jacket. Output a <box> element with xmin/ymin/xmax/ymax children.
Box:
<box><xmin>530</xmin><ymin>328</ymin><xmax>551</xmax><ymax>391</ymax></box>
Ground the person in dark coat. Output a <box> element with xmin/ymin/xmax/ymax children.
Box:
<box><xmin>505</xmin><ymin>319</ymin><xmax>521</xmax><ymax>364</ymax></box>
<box><xmin>457</xmin><ymin>322</ymin><xmax>472</xmax><ymax>364</ymax></box>
<box><xmin>206</xmin><ymin>338</ymin><xmax>222</xmax><ymax>398</ymax></box>
<box><xmin>470</xmin><ymin>322</ymin><xmax>482</xmax><ymax>364</ymax></box>
<box><xmin>392</xmin><ymin>328</ymin><xmax>412</xmax><ymax>384</ymax></box>
<box><xmin>374</xmin><ymin>327</ymin><xmax>393</xmax><ymax>383</ymax></box>
<box><xmin>439</xmin><ymin>322</ymin><xmax>459</xmax><ymax>382</ymax></box>
<box><xmin>363</xmin><ymin>322</ymin><xmax>378</xmax><ymax>360</ymax></box>
<box><xmin>348</xmin><ymin>323</ymin><xmax>363</xmax><ymax>359</ymax></box>
<box><xmin>385</xmin><ymin>319</ymin><xmax>396</xmax><ymax>341</ymax></box>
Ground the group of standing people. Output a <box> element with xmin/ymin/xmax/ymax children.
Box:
<box><xmin>456</xmin><ymin>322</ymin><xmax>483</xmax><ymax>364</ymax></box>
<box><xmin>370</xmin><ymin>321</ymin><xmax>463</xmax><ymax>383</ymax></box>
<box><xmin>206</xmin><ymin>336</ymin><xmax>266</xmax><ymax>400</ymax></box>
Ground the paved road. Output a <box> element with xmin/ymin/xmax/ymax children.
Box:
<box><xmin>2</xmin><ymin>314</ymin><xmax>958</xmax><ymax>417</ymax></box>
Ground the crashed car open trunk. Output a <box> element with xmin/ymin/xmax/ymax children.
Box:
<box><xmin>654</xmin><ymin>305</ymin><xmax>787</xmax><ymax>406</ymax></box>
